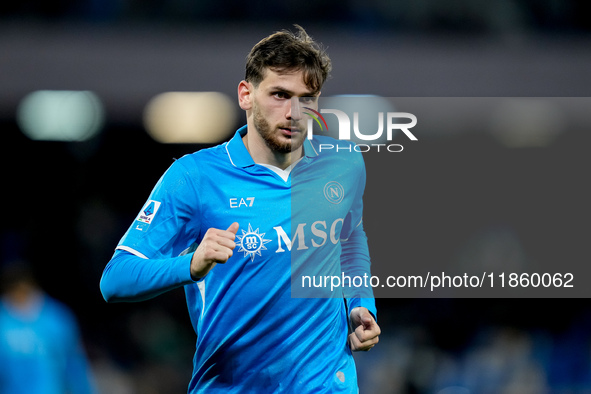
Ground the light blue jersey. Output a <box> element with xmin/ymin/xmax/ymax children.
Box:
<box><xmin>0</xmin><ymin>292</ymin><xmax>96</xmax><ymax>394</ymax></box>
<box><xmin>101</xmin><ymin>126</ymin><xmax>376</xmax><ymax>393</ymax></box>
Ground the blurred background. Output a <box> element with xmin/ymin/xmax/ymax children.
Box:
<box><xmin>1</xmin><ymin>1</ymin><xmax>590</xmax><ymax>393</ymax></box>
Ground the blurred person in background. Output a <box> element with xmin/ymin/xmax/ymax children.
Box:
<box><xmin>0</xmin><ymin>261</ymin><xmax>97</xmax><ymax>394</ymax></box>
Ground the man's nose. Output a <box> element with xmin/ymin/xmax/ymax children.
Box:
<box><xmin>288</xmin><ymin>97</ymin><xmax>302</xmax><ymax>120</ymax></box>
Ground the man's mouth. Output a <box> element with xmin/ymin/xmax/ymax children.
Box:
<box><xmin>279</xmin><ymin>127</ymin><xmax>301</xmax><ymax>136</ymax></box>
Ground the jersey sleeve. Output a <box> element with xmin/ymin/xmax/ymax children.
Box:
<box><xmin>100</xmin><ymin>158</ymin><xmax>201</xmax><ymax>303</ymax></box>
<box><xmin>100</xmin><ymin>250</ymin><xmax>195</xmax><ymax>302</ymax></box>
<box><xmin>117</xmin><ymin>158</ymin><xmax>201</xmax><ymax>259</ymax></box>
<box><xmin>341</xmin><ymin>222</ymin><xmax>377</xmax><ymax>319</ymax></box>
<box><xmin>340</xmin><ymin>152</ymin><xmax>377</xmax><ymax>319</ymax></box>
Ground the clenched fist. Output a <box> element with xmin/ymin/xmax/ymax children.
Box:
<box><xmin>191</xmin><ymin>222</ymin><xmax>239</xmax><ymax>280</ymax></box>
<box><xmin>348</xmin><ymin>307</ymin><xmax>380</xmax><ymax>352</ymax></box>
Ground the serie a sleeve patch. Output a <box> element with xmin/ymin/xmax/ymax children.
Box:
<box><xmin>133</xmin><ymin>200</ymin><xmax>161</xmax><ymax>231</ymax></box>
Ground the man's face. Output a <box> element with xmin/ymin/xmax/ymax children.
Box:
<box><xmin>250</xmin><ymin>69</ymin><xmax>319</xmax><ymax>154</ymax></box>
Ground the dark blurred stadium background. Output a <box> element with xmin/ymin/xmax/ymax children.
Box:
<box><xmin>1</xmin><ymin>1</ymin><xmax>590</xmax><ymax>393</ymax></box>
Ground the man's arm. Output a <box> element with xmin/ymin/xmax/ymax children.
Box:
<box><xmin>340</xmin><ymin>222</ymin><xmax>381</xmax><ymax>351</ymax></box>
<box><xmin>100</xmin><ymin>251</ymin><xmax>194</xmax><ymax>302</ymax></box>
<box><xmin>341</xmin><ymin>222</ymin><xmax>377</xmax><ymax>315</ymax></box>
<box><xmin>100</xmin><ymin>223</ymin><xmax>239</xmax><ymax>303</ymax></box>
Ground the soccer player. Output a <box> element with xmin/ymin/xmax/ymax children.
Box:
<box><xmin>100</xmin><ymin>25</ymin><xmax>380</xmax><ymax>393</ymax></box>
<box><xmin>0</xmin><ymin>262</ymin><xmax>97</xmax><ymax>394</ymax></box>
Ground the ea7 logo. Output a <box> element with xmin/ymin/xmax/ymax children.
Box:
<box><xmin>229</xmin><ymin>197</ymin><xmax>255</xmax><ymax>208</ymax></box>
<box><xmin>307</xmin><ymin>110</ymin><xmax>417</xmax><ymax>141</ymax></box>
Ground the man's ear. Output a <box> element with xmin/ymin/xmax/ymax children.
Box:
<box><xmin>238</xmin><ymin>80</ymin><xmax>253</xmax><ymax>110</ymax></box>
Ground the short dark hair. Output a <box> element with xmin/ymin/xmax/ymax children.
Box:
<box><xmin>245</xmin><ymin>25</ymin><xmax>332</xmax><ymax>93</ymax></box>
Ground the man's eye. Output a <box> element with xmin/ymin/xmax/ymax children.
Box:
<box><xmin>299</xmin><ymin>97</ymin><xmax>317</xmax><ymax>104</ymax></box>
<box><xmin>273</xmin><ymin>92</ymin><xmax>289</xmax><ymax>99</ymax></box>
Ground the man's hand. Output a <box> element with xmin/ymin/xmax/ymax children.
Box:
<box><xmin>190</xmin><ymin>223</ymin><xmax>239</xmax><ymax>280</ymax></box>
<box><xmin>348</xmin><ymin>307</ymin><xmax>380</xmax><ymax>352</ymax></box>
